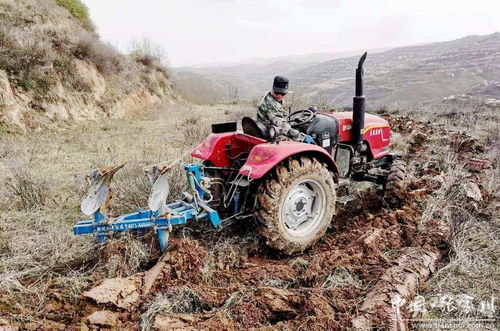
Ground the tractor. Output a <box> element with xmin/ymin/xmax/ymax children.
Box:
<box><xmin>74</xmin><ymin>52</ymin><xmax>406</xmax><ymax>254</ymax></box>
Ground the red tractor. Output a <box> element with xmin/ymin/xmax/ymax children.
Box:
<box><xmin>74</xmin><ymin>52</ymin><xmax>406</xmax><ymax>254</ymax></box>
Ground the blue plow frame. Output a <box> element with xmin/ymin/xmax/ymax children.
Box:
<box><xmin>73</xmin><ymin>164</ymin><xmax>221</xmax><ymax>251</ymax></box>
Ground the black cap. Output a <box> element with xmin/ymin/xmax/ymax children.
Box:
<box><xmin>272</xmin><ymin>75</ymin><xmax>289</xmax><ymax>94</ymax></box>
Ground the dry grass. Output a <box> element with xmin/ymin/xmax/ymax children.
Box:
<box><xmin>321</xmin><ymin>266</ymin><xmax>361</xmax><ymax>290</ymax></box>
<box><xmin>421</xmin><ymin>160</ymin><xmax>499</xmax><ymax>304</ymax></box>
<box><xmin>55</xmin><ymin>0</ymin><xmax>93</xmax><ymax>31</ymax></box>
<box><xmin>140</xmin><ymin>288</ymin><xmax>209</xmax><ymax>331</ymax></box>
<box><xmin>5</xmin><ymin>159</ymin><xmax>51</xmax><ymax>210</ymax></box>
<box><xmin>389</xmin><ymin>104</ymin><xmax>500</xmax><ymax>321</ymax></box>
<box><xmin>200</xmin><ymin>232</ymin><xmax>259</xmax><ymax>286</ymax></box>
<box><xmin>73</xmin><ymin>36</ymin><xmax>124</xmax><ymax>76</ymax></box>
<box><xmin>0</xmin><ymin>102</ymin><xmax>251</xmax><ymax>308</ymax></box>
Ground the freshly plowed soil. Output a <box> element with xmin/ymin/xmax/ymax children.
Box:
<box><xmin>1</xmin><ymin>115</ymin><xmax>494</xmax><ymax>330</ymax></box>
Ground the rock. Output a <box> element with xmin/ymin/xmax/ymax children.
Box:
<box><xmin>73</xmin><ymin>59</ymin><xmax>106</xmax><ymax>100</ymax></box>
<box><xmin>87</xmin><ymin>310</ymin><xmax>119</xmax><ymax>327</ymax></box>
<box><xmin>83</xmin><ymin>276</ymin><xmax>142</xmax><ymax>309</ymax></box>
<box><xmin>0</xmin><ymin>317</ymin><xmax>18</xmax><ymax>331</ymax></box>
<box><xmin>363</xmin><ymin>228</ymin><xmax>382</xmax><ymax>246</ymax></box>
<box><xmin>467</xmin><ymin>158</ymin><xmax>492</xmax><ymax>172</ymax></box>
<box><xmin>258</xmin><ymin>287</ymin><xmax>299</xmax><ymax>313</ymax></box>
<box><xmin>154</xmin><ymin>314</ymin><xmax>195</xmax><ymax>330</ymax></box>
<box><xmin>461</xmin><ymin>182</ymin><xmax>482</xmax><ymax>202</ymax></box>
<box><xmin>0</xmin><ymin>70</ymin><xmax>24</xmax><ymax>128</ymax></box>
<box><xmin>351</xmin><ymin>315</ymin><xmax>371</xmax><ymax>329</ymax></box>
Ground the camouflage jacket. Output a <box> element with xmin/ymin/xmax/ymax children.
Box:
<box><xmin>256</xmin><ymin>91</ymin><xmax>302</xmax><ymax>140</ymax></box>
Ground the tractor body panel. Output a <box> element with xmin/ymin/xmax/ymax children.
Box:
<box><xmin>239</xmin><ymin>141</ymin><xmax>338</xmax><ymax>179</ymax></box>
<box><xmin>326</xmin><ymin>111</ymin><xmax>390</xmax><ymax>159</ymax></box>
<box><xmin>191</xmin><ymin>132</ymin><xmax>266</xmax><ymax>167</ymax></box>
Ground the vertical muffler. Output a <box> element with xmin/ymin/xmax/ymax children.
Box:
<box><xmin>352</xmin><ymin>52</ymin><xmax>367</xmax><ymax>149</ymax></box>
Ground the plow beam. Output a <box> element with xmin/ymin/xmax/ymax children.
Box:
<box><xmin>73</xmin><ymin>200</ymin><xmax>221</xmax><ymax>251</ymax></box>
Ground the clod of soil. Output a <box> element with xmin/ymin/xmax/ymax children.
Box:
<box><xmin>87</xmin><ymin>310</ymin><xmax>120</xmax><ymax>327</ymax></box>
<box><xmin>351</xmin><ymin>247</ymin><xmax>440</xmax><ymax>329</ymax></box>
<box><xmin>83</xmin><ymin>276</ymin><xmax>142</xmax><ymax>309</ymax></box>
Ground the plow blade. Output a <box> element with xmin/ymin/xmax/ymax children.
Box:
<box><xmin>74</xmin><ymin>163</ymin><xmax>221</xmax><ymax>252</ymax></box>
<box><xmin>80</xmin><ymin>164</ymin><xmax>125</xmax><ymax>216</ymax></box>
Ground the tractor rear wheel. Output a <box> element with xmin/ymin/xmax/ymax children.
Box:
<box><xmin>255</xmin><ymin>156</ymin><xmax>337</xmax><ymax>254</ymax></box>
<box><xmin>385</xmin><ymin>160</ymin><xmax>407</xmax><ymax>202</ymax></box>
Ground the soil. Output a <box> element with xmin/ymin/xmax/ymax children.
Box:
<box><xmin>0</xmin><ymin>115</ymin><xmax>494</xmax><ymax>330</ymax></box>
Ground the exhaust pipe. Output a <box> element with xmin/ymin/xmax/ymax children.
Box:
<box><xmin>352</xmin><ymin>52</ymin><xmax>367</xmax><ymax>149</ymax></box>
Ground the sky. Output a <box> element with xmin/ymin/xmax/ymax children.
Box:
<box><xmin>82</xmin><ymin>0</ymin><xmax>500</xmax><ymax>67</ymax></box>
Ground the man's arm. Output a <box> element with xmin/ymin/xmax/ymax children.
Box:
<box><xmin>258</xmin><ymin>99</ymin><xmax>303</xmax><ymax>140</ymax></box>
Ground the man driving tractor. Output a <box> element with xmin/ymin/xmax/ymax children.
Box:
<box><xmin>257</xmin><ymin>76</ymin><xmax>314</xmax><ymax>143</ymax></box>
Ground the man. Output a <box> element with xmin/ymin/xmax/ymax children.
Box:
<box><xmin>257</xmin><ymin>76</ymin><xmax>312</xmax><ymax>142</ymax></box>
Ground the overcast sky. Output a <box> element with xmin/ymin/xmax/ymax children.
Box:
<box><xmin>83</xmin><ymin>0</ymin><xmax>500</xmax><ymax>67</ymax></box>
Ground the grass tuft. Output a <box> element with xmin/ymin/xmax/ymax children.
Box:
<box><xmin>55</xmin><ymin>0</ymin><xmax>94</xmax><ymax>31</ymax></box>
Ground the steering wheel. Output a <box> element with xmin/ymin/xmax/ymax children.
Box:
<box><xmin>288</xmin><ymin>109</ymin><xmax>315</xmax><ymax>127</ymax></box>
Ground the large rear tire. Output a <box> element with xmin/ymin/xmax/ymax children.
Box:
<box><xmin>255</xmin><ymin>156</ymin><xmax>337</xmax><ymax>254</ymax></box>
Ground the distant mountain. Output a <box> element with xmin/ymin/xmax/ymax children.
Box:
<box><xmin>293</xmin><ymin>32</ymin><xmax>500</xmax><ymax>108</ymax></box>
<box><xmin>171</xmin><ymin>48</ymin><xmax>390</xmax><ymax>103</ymax></box>
<box><xmin>171</xmin><ymin>33</ymin><xmax>499</xmax><ymax>108</ymax></box>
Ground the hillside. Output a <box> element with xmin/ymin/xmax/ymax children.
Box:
<box><xmin>294</xmin><ymin>32</ymin><xmax>500</xmax><ymax>107</ymax></box>
<box><xmin>172</xmin><ymin>33</ymin><xmax>500</xmax><ymax>108</ymax></box>
<box><xmin>170</xmin><ymin>50</ymin><xmax>385</xmax><ymax>104</ymax></box>
<box><xmin>0</xmin><ymin>0</ymin><xmax>173</xmax><ymax>130</ymax></box>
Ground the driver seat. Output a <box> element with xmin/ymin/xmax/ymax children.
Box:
<box><xmin>241</xmin><ymin>117</ymin><xmax>272</xmax><ymax>140</ymax></box>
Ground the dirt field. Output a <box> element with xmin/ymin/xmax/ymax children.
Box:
<box><xmin>0</xmin><ymin>102</ymin><xmax>498</xmax><ymax>330</ymax></box>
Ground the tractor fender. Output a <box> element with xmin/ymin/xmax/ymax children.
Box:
<box><xmin>239</xmin><ymin>141</ymin><xmax>338</xmax><ymax>181</ymax></box>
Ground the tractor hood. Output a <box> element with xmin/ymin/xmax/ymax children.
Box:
<box><xmin>325</xmin><ymin>112</ymin><xmax>389</xmax><ymax>143</ymax></box>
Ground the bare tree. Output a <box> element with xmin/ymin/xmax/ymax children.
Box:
<box><xmin>288</xmin><ymin>90</ymin><xmax>308</xmax><ymax>111</ymax></box>
<box><xmin>129</xmin><ymin>37</ymin><xmax>168</xmax><ymax>66</ymax></box>
<box><xmin>226</xmin><ymin>83</ymin><xmax>241</xmax><ymax>103</ymax></box>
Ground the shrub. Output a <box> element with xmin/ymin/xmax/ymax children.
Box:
<box><xmin>130</xmin><ymin>37</ymin><xmax>168</xmax><ymax>74</ymax></box>
<box><xmin>55</xmin><ymin>0</ymin><xmax>94</xmax><ymax>31</ymax></box>
<box><xmin>5</xmin><ymin>163</ymin><xmax>50</xmax><ymax>210</ymax></box>
<box><xmin>0</xmin><ymin>26</ymin><xmax>58</xmax><ymax>94</ymax></box>
<box><xmin>73</xmin><ymin>37</ymin><xmax>124</xmax><ymax>75</ymax></box>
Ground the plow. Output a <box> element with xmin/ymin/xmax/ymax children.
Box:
<box><xmin>74</xmin><ymin>52</ymin><xmax>406</xmax><ymax>254</ymax></box>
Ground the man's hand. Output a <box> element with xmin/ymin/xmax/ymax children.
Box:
<box><xmin>302</xmin><ymin>135</ymin><xmax>315</xmax><ymax>144</ymax></box>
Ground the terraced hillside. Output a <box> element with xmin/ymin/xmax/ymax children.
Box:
<box><xmin>172</xmin><ymin>33</ymin><xmax>500</xmax><ymax>108</ymax></box>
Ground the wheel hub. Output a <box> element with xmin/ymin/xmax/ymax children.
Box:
<box><xmin>281</xmin><ymin>179</ymin><xmax>326</xmax><ymax>237</ymax></box>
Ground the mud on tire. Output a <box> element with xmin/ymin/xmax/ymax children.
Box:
<box><xmin>255</xmin><ymin>156</ymin><xmax>337</xmax><ymax>254</ymax></box>
<box><xmin>384</xmin><ymin>160</ymin><xmax>407</xmax><ymax>203</ymax></box>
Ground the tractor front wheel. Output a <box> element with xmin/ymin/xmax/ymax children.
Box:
<box><xmin>384</xmin><ymin>160</ymin><xmax>407</xmax><ymax>203</ymax></box>
<box><xmin>255</xmin><ymin>156</ymin><xmax>337</xmax><ymax>254</ymax></box>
